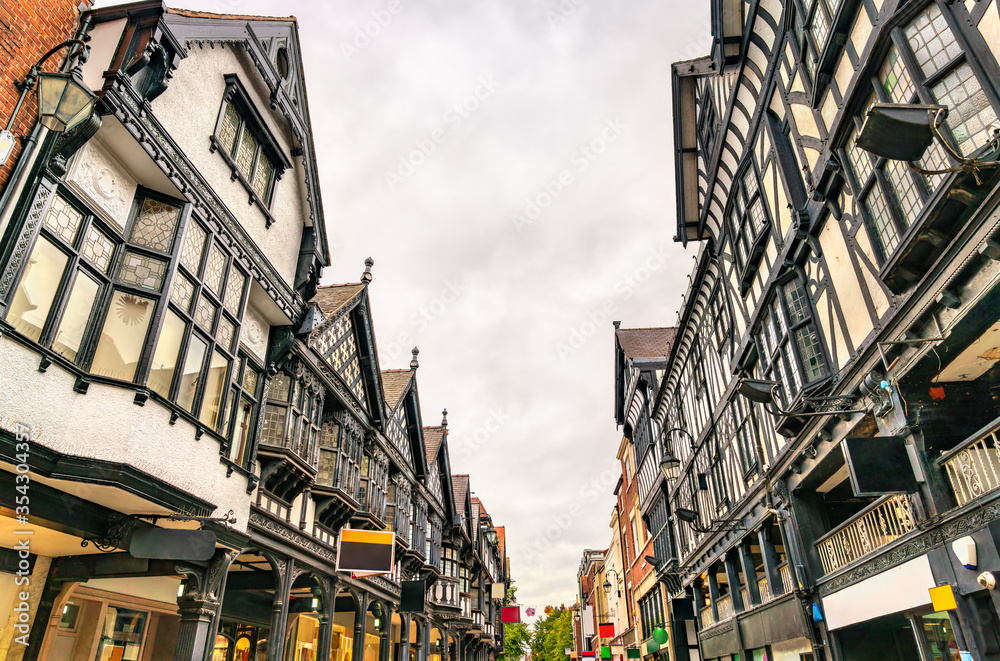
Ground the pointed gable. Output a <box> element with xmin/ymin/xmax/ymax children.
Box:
<box><xmin>382</xmin><ymin>370</ymin><xmax>413</xmax><ymax>411</ymax></box>
<box><xmin>309</xmin><ymin>279</ymin><xmax>385</xmax><ymax>425</ymax></box>
<box><xmin>452</xmin><ymin>475</ymin><xmax>470</xmax><ymax>517</ymax></box>
<box><xmin>614</xmin><ymin>326</ymin><xmax>677</xmax><ymax>425</ymax></box>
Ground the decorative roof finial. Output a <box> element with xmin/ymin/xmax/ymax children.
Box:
<box><xmin>361</xmin><ymin>257</ymin><xmax>374</xmax><ymax>284</ymax></box>
<box><xmin>410</xmin><ymin>347</ymin><xmax>420</xmax><ymax>371</ymax></box>
<box><xmin>613</xmin><ymin>320</ymin><xmax>621</xmax><ymax>330</ymax></box>
<box><xmin>441</xmin><ymin>408</ymin><xmax>448</xmax><ymax>428</ymax></box>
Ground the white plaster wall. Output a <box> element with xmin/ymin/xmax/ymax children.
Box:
<box><xmin>0</xmin><ymin>338</ymin><xmax>250</xmax><ymax>532</ymax></box>
<box><xmin>151</xmin><ymin>43</ymin><xmax>305</xmax><ymax>286</ymax></box>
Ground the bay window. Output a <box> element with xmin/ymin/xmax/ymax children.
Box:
<box><xmin>841</xmin><ymin>2</ymin><xmax>999</xmax><ymax>263</ymax></box>
<box><xmin>260</xmin><ymin>369</ymin><xmax>324</xmax><ymax>464</ymax></box>
<box><xmin>755</xmin><ymin>277</ymin><xmax>828</xmax><ymax>408</ymax></box>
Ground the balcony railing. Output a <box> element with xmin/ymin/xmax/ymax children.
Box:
<box><xmin>815</xmin><ymin>495</ymin><xmax>915</xmax><ymax>575</ymax></box>
<box><xmin>700</xmin><ymin>607</ymin><xmax>714</xmax><ymax>629</ymax></box>
<box><xmin>716</xmin><ymin>595</ymin><xmax>734</xmax><ymax>621</ymax></box>
<box><xmin>779</xmin><ymin>563</ymin><xmax>793</xmax><ymax>591</ymax></box>
<box><xmin>430</xmin><ymin>577</ymin><xmax>461</xmax><ymax>609</ymax></box>
<box><xmin>939</xmin><ymin>416</ymin><xmax>1000</xmax><ymax>508</ymax></box>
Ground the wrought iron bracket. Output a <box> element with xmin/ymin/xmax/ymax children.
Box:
<box><xmin>80</xmin><ymin>512</ymin><xmax>141</xmax><ymax>552</ymax></box>
<box><xmin>139</xmin><ymin>508</ymin><xmax>237</xmax><ymax>526</ymax></box>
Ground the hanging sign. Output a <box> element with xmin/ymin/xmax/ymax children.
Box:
<box><xmin>336</xmin><ymin>529</ymin><xmax>395</xmax><ymax>573</ymax></box>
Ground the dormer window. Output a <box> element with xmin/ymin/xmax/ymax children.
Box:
<box><xmin>211</xmin><ymin>75</ymin><xmax>291</xmax><ymax>226</ymax></box>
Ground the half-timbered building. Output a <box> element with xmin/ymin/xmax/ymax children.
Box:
<box><xmin>0</xmin><ymin>3</ymin><xmax>509</xmax><ymax>660</ymax></box>
<box><xmin>634</xmin><ymin>0</ymin><xmax>1000</xmax><ymax>660</ymax></box>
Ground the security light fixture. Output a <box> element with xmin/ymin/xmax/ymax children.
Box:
<box><xmin>674</xmin><ymin>508</ymin><xmax>699</xmax><ymax>524</ymax></box>
<box><xmin>857</xmin><ymin>102</ymin><xmax>1000</xmax><ymax>185</ymax></box>
<box><xmin>644</xmin><ymin>555</ymin><xmax>661</xmax><ymax>568</ymax></box>
<box><xmin>673</xmin><ymin>507</ymin><xmax>744</xmax><ymax>535</ymax></box>
<box><xmin>735</xmin><ymin>378</ymin><xmax>868</xmax><ymax>418</ymax></box>
<box><xmin>1</xmin><ymin>39</ymin><xmax>97</xmax><ymax>166</ymax></box>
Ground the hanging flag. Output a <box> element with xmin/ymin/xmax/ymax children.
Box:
<box><xmin>501</xmin><ymin>606</ymin><xmax>521</xmax><ymax>623</ymax></box>
<box><xmin>645</xmin><ymin>640</ymin><xmax>659</xmax><ymax>654</ymax></box>
<box><xmin>491</xmin><ymin>583</ymin><xmax>506</xmax><ymax>599</ymax></box>
<box><xmin>581</xmin><ymin>652</ymin><xmax>596</xmax><ymax>658</ymax></box>
<box><xmin>626</xmin><ymin>649</ymin><xmax>641</xmax><ymax>659</ymax></box>
<box><xmin>599</xmin><ymin>623</ymin><xmax>615</xmax><ymax>638</ymax></box>
<box><xmin>600</xmin><ymin>647</ymin><xmax>611</xmax><ymax>659</ymax></box>
<box><xmin>611</xmin><ymin>646</ymin><xmax>625</xmax><ymax>656</ymax></box>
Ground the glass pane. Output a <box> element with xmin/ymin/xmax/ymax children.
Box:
<box><xmin>170</xmin><ymin>271</ymin><xmax>195</xmax><ymax>313</ymax></box>
<box><xmin>242</xmin><ymin>364</ymin><xmax>259</xmax><ymax>394</ymax></box>
<box><xmin>920</xmin><ymin>612</ymin><xmax>958</xmax><ymax>661</ymax></box>
<box><xmin>886</xmin><ymin>158</ymin><xmax>922</xmax><ymax>227</ymax></box>
<box><xmin>94</xmin><ymin>606</ymin><xmax>147</xmax><ymax>661</ymax></box>
<box><xmin>904</xmin><ymin>4</ymin><xmax>962</xmax><ymax>78</ymax></box>
<box><xmin>784</xmin><ymin>280</ymin><xmax>811</xmax><ymax>326</ymax></box>
<box><xmin>251</xmin><ymin>153</ymin><xmax>273</xmax><ymax>201</ymax></box>
<box><xmin>795</xmin><ymin>325</ymin><xmax>828</xmax><ymax>381</ymax></box>
<box><xmin>845</xmin><ymin>125</ymin><xmax>873</xmax><ymax>187</ymax></box>
<box><xmin>129</xmin><ymin>198</ymin><xmax>181</xmax><ymax>253</ymax></box>
<box><xmin>81</xmin><ymin>225</ymin><xmax>115</xmax><ymax>273</ymax></box>
<box><xmin>223</xmin><ymin>267</ymin><xmax>245</xmax><ymax>314</ymax></box>
<box><xmin>7</xmin><ymin>237</ymin><xmax>68</xmax><ymax>342</ymax></box>
<box><xmin>230</xmin><ymin>395</ymin><xmax>254</xmax><ymax>464</ymax></box>
<box><xmin>932</xmin><ymin>62</ymin><xmax>999</xmax><ymax>156</ymax></box>
<box><xmin>920</xmin><ymin>139</ymin><xmax>950</xmax><ymax>192</ymax></box>
<box><xmin>235</xmin><ymin>127</ymin><xmax>257</xmax><ymax>179</ymax></box>
<box><xmin>219</xmin><ymin>102</ymin><xmax>240</xmax><ymax>155</ymax></box>
<box><xmin>743</xmin><ymin>168</ymin><xmax>758</xmax><ymax>199</ymax></box>
<box><xmin>194</xmin><ymin>295</ymin><xmax>218</xmax><ymax>331</ymax></box>
<box><xmin>200</xmin><ymin>350</ymin><xmax>229</xmax><ymax>428</ymax></box>
<box><xmin>810</xmin><ymin>1</ymin><xmax>829</xmax><ymax>47</ymax></box>
<box><xmin>180</xmin><ymin>222</ymin><xmax>206</xmax><ymax>275</ymax></box>
<box><xmin>879</xmin><ymin>48</ymin><xmax>914</xmax><ymax>104</ymax></box>
<box><xmin>149</xmin><ymin>310</ymin><xmax>185</xmax><ymax>398</ymax></box>
<box><xmin>749</xmin><ymin>198</ymin><xmax>766</xmax><ymax>234</ymax></box>
<box><xmin>217</xmin><ymin>315</ymin><xmax>235</xmax><ymax>351</ymax></box>
<box><xmin>177</xmin><ymin>334</ymin><xmax>207</xmax><ymax>413</ymax></box>
<box><xmin>43</xmin><ymin>195</ymin><xmax>83</xmax><ymax>244</ymax></box>
<box><xmin>52</xmin><ymin>272</ymin><xmax>100</xmax><ymax>362</ymax></box>
<box><xmin>118</xmin><ymin>250</ymin><xmax>167</xmax><ymax>291</ymax></box>
<box><xmin>204</xmin><ymin>243</ymin><xmax>227</xmax><ymax>295</ymax></box>
<box><xmin>270</xmin><ymin>372</ymin><xmax>291</xmax><ymax>401</ymax></box>
<box><xmin>865</xmin><ymin>184</ymin><xmax>901</xmax><ymax>257</ymax></box>
<box><xmin>91</xmin><ymin>291</ymin><xmax>154</xmax><ymax>382</ymax></box>
<box><xmin>261</xmin><ymin>404</ymin><xmax>287</xmax><ymax>447</ymax></box>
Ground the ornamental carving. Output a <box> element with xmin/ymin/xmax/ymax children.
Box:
<box><xmin>67</xmin><ymin>139</ymin><xmax>137</xmax><ymax>231</ymax></box>
<box><xmin>249</xmin><ymin>509</ymin><xmax>335</xmax><ymax>561</ymax></box>
<box><xmin>242</xmin><ymin>305</ymin><xmax>270</xmax><ymax>364</ymax></box>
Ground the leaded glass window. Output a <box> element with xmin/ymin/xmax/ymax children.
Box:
<box><xmin>727</xmin><ymin>159</ymin><xmax>771</xmax><ymax>280</ymax></box>
<box><xmin>214</xmin><ymin>99</ymin><xmax>278</xmax><ymax>205</ymax></box>
<box><xmin>841</xmin><ymin>3</ymin><xmax>1000</xmax><ymax>264</ymax></box>
<box><xmin>754</xmin><ymin>277</ymin><xmax>828</xmax><ymax>407</ymax></box>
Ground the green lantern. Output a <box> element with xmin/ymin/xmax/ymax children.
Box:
<box><xmin>652</xmin><ymin>627</ymin><xmax>669</xmax><ymax>645</ymax></box>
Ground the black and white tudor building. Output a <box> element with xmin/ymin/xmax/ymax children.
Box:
<box><xmin>625</xmin><ymin>0</ymin><xmax>1000</xmax><ymax>660</ymax></box>
<box><xmin>0</xmin><ymin>3</ymin><xmax>508</xmax><ymax>661</ymax></box>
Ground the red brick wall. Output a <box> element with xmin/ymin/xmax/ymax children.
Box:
<box><xmin>0</xmin><ymin>0</ymin><xmax>88</xmax><ymax>190</ymax></box>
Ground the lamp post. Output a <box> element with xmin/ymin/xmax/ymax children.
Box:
<box><xmin>0</xmin><ymin>39</ymin><xmax>97</xmax><ymax>166</ymax></box>
<box><xmin>601</xmin><ymin>569</ymin><xmax>622</xmax><ymax>599</ymax></box>
<box><xmin>659</xmin><ymin>428</ymin><xmax>695</xmax><ymax>482</ymax></box>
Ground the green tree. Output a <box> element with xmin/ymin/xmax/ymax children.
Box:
<box><xmin>499</xmin><ymin>583</ymin><xmax>531</xmax><ymax>661</ymax></box>
<box><xmin>529</xmin><ymin>606</ymin><xmax>574</xmax><ymax>661</ymax></box>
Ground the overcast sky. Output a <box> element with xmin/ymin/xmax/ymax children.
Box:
<box><xmin>102</xmin><ymin>0</ymin><xmax>709</xmax><ymax>614</ymax></box>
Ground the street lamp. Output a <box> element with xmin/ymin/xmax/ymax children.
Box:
<box><xmin>0</xmin><ymin>39</ymin><xmax>97</xmax><ymax>166</ymax></box>
<box><xmin>659</xmin><ymin>428</ymin><xmax>694</xmax><ymax>482</ymax></box>
<box><xmin>601</xmin><ymin>569</ymin><xmax>622</xmax><ymax>598</ymax></box>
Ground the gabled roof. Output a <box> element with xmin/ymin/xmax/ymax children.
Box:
<box><xmin>424</xmin><ymin>426</ymin><xmax>445</xmax><ymax>465</ymax></box>
<box><xmin>381</xmin><ymin>369</ymin><xmax>413</xmax><ymax>411</ymax></box>
<box><xmin>312</xmin><ymin>283</ymin><xmax>365</xmax><ymax>317</ymax></box>
<box><xmin>616</xmin><ymin>327</ymin><xmax>678</xmax><ymax>360</ymax></box>
<box><xmin>452</xmin><ymin>475</ymin><xmax>470</xmax><ymax>517</ymax></box>
<box><xmin>473</xmin><ymin>496</ymin><xmax>489</xmax><ymax>521</ymax></box>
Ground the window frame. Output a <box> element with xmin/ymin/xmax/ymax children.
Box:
<box><xmin>726</xmin><ymin>157</ymin><xmax>772</xmax><ymax>294</ymax></box>
<box><xmin>753</xmin><ymin>274</ymin><xmax>830</xmax><ymax>408</ymax></box>
<box><xmin>839</xmin><ymin>1</ymin><xmax>1000</xmax><ymax>265</ymax></box>
<box><xmin>210</xmin><ymin>74</ymin><xmax>291</xmax><ymax>227</ymax></box>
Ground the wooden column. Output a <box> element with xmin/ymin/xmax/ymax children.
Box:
<box><xmin>724</xmin><ymin>554</ymin><xmax>745</xmax><ymax>613</ymax></box>
<box><xmin>316</xmin><ymin>577</ymin><xmax>337</xmax><ymax>661</ymax></box>
<box><xmin>379</xmin><ymin>603</ymin><xmax>396</xmax><ymax>661</ymax></box>
<box><xmin>706</xmin><ymin>569</ymin><xmax>721</xmax><ymax>623</ymax></box>
<box><xmin>758</xmin><ymin>525</ymin><xmax>784</xmax><ymax>596</ymax></box>
<box><xmin>353</xmin><ymin>592</ymin><xmax>370</xmax><ymax>661</ymax></box>
<box><xmin>737</xmin><ymin>540</ymin><xmax>761</xmax><ymax>607</ymax></box>
<box><xmin>267</xmin><ymin>557</ymin><xmax>294</xmax><ymax>661</ymax></box>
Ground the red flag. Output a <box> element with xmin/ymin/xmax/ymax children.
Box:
<box><xmin>502</xmin><ymin>606</ymin><xmax>521</xmax><ymax>623</ymax></box>
<box><xmin>599</xmin><ymin>623</ymin><xmax>615</xmax><ymax>638</ymax></box>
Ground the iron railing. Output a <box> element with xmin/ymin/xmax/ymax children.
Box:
<box><xmin>815</xmin><ymin>495</ymin><xmax>915</xmax><ymax>575</ymax></box>
<box><xmin>939</xmin><ymin>416</ymin><xmax>1000</xmax><ymax>507</ymax></box>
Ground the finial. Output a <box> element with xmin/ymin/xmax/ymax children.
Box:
<box><xmin>441</xmin><ymin>408</ymin><xmax>448</xmax><ymax>428</ymax></box>
<box><xmin>361</xmin><ymin>257</ymin><xmax>374</xmax><ymax>284</ymax></box>
<box><xmin>613</xmin><ymin>320</ymin><xmax>620</xmax><ymax>330</ymax></box>
<box><xmin>410</xmin><ymin>347</ymin><xmax>420</xmax><ymax>371</ymax></box>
